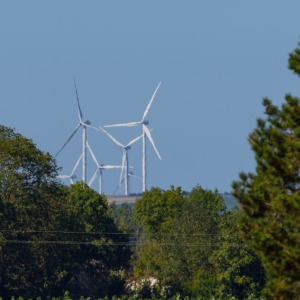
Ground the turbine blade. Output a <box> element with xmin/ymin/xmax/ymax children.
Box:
<box><xmin>119</xmin><ymin>150</ymin><xmax>126</xmax><ymax>184</ymax></box>
<box><xmin>104</xmin><ymin>121</ymin><xmax>140</xmax><ymax>128</ymax></box>
<box><xmin>113</xmin><ymin>181</ymin><xmax>122</xmax><ymax>195</ymax></box>
<box><xmin>71</xmin><ymin>153</ymin><xmax>83</xmax><ymax>176</ymax></box>
<box><xmin>55</xmin><ymin>124</ymin><xmax>81</xmax><ymax>157</ymax></box>
<box><xmin>85</xmin><ymin>124</ymin><xmax>101</xmax><ymax>132</ymax></box>
<box><xmin>142</xmin><ymin>82</ymin><xmax>161</xmax><ymax>122</ymax></box>
<box><xmin>143</xmin><ymin>125</ymin><xmax>162</xmax><ymax>160</ymax></box>
<box><xmin>89</xmin><ymin>169</ymin><xmax>99</xmax><ymax>186</ymax></box>
<box><xmin>99</xmin><ymin>127</ymin><xmax>124</xmax><ymax>148</ymax></box>
<box><xmin>102</xmin><ymin>165</ymin><xmax>123</xmax><ymax>169</ymax></box>
<box><xmin>74</xmin><ymin>79</ymin><xmax>83</xmax><ymax>122</ymax></box>
<box><xmin>57</xmin><ymin>175</ymin><xmax>70</xmax><ymax>179</ymax></box>
<box><xmin>129</xmin><ymin>173</ymin><xmax>141</xmax><ymax>180</ymax></box>
<box><xmin>113</xmin><ymin>171</ymin><xmax>126</xmax><ymax>195</ymax></box>
<box><xmin>86</xmin><ymin>142</ymin><xmax>99</xmax><ymax>167</ymax></box>
<box><xmin>126</xmin><ymin>133</ymin><xmax>143</xmax><ymax>147</ymax></box>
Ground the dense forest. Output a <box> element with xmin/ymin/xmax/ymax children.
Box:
<box><xmin>1</xmin><ymin>43</ymin><xmax>300</xmax><ymax>299</ymax></box>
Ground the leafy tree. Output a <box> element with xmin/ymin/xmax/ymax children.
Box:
<box><xmin>233</xmin><ymin>43</ymin><xmax>300</xmax><ymax>299</ymax></box>
<box><xmin>159</xmin><ymin>186</ymin><xmax>226</xmax><ymax>298</ymax></box>
<box><xmin>210</xmin><ymin>209</ymin><xmax>265</xmax><ymax>299</ymax></box>
<box><xmin>132</xmin><ymin>186</ymin><xmax>185</xmax><ymax>296</ymax></box>
<box><xmin>110</xmin><ymin>202</ymin><xmax>141</xmax><ymax>236</ymax></box>
<box><xmin>0</xmin><ymin>126</ymin><xmax>130</xmax><ymax>299</ymax></box>
<box><xmin>133</xmin><ymin>186</ymin><xmax>227</xmax><ymax>298</ymax></box>
<box><xmin>0</xmin><ymin>125</ymin><xmax>68</xmax><ymax>298</ymax></box>
<box><xmin>134</xmin><ymin>186</ymin><xmax>184</xmax><ymax>238</ymax></box>
<box><xmin>62</xmin><ymin>182</ymin><xmax>131</xmax><ymax>299</ymax></box>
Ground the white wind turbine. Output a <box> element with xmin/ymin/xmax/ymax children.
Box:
<box><xmin>99</xmin><ymin>127</ymin><xmax>143</xmax><ymax>196</ymax></box>
<box><xmin>56</xmin><ymin>153</ymin><xmax>82</xmax><ymax>184</ymax></box>
<box><xmin>104</xmin><ymin>82</ymin><xmax>162</xmax><ymax>192</ymax></box>
<box><xmin>87</xmin><ymin>142</ymin><xmax>123</xmax><ymax>194</ymax></box>
<box><xmin>55</xmin><ymin>80</ymin><xmax>97</xmax><ymax>183</ymax></box>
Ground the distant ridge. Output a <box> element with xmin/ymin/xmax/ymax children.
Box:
<box><xmin>106</xmin><ymin>195</ymin><xmax>139</xmax><ymax>205</ymax></box>
<box><xmin>106</xmin><ymin>193</ymin><xmax>238</xmax><ymax>210</ymax></box>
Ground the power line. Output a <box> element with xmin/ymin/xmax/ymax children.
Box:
<box><xmin>0</xmin><ymin>229</ymin><xmax>235</xmax><ymax>237</ymax></box>
<box><xmin>0</xmin><ymin>239</ymin><xmax>244</xmax><ymax>247</ymax></box>
<box><xmin>0</xmin><ymin>229</ymin><xmax>131</xmax><ymax>235</ymax></box>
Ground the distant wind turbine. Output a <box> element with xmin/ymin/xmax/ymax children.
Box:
<box><xmin>55</xmin><ymin>80</ymin><xmax>97</xmax><ymax>183</ymax></box>
<box><xmin>87</xmin><ymin>142</ymin><xmax>123</xmax><ymax>194</ymax></box>
<box><xmin>56</xmin><ymin>153</ymin><xmax>82</xmax><ymax>184</ymax></box>
<box><xmin>104</xmin><ymin>82</ymin><xmax>162</xmax><ymax>192</ymax></box>
<box><xmin>99</xmin><ymin>127</ymin><xmax>143</xmax><ymax>196</ymax></box>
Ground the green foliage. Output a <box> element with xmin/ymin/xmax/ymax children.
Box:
<box><xmin>62</xmin><ymin>183</ymin><xmax>131</xmax><ymax>299</ymax></box>
<box><xmin>289</xmin><ymin>43</ymin><xmax>300</xmax><ymax>77</ymax></box>
<box><xmin>134</xmin><ymin>186</ymin><xmax>226</xmax><ymax>297</ymax></box>
<box><xmin>0</xmin><ymin>125</ymin><xmax>266</xmax><ymax>299</ymax></box>
<box><xmin>210</xmin><ymin>210</ymin><xmax>265</xmax><ymax>299</ymax></box>
<box><xmin>133</xmin><ymin>186</ymin><xmax>265</xmax><ymax>299</ymax></box>
<box><xmin>156</xmin><ymin>187</ymin><xmax>226</xmax><ymax>297</ymax></box>
<box><xmin>0</xmin><ymin>125</ymin><xmax>68</xmax><ymax>298</ymax></box>
<box><xmin>0</xmin><ymin>292</ymin><xmax>267</xmax><ymax>300</ymax></box>
<box><xmin>0</xmin><ymin>125</ymin><xmax>130</xmax><ymax>299</ymax></box>
<box><xmin>233</xmin><ymin>43</ymin><xmax>300</xmax><ymax>299</ymax></box>
<box><xmin>110</xmin><ymin>202</ymin><xmax>141</xmax><ymax>236</ymax></box>
<box><xmin>134</xmin><ymin>186</ymin><xmax>184</xmax><ymax>237</ymax></box>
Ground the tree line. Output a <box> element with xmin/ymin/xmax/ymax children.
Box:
<box><xmin>1</xmin><ymin>42</ymin><xmax>300</xmax><ymax>299</ymax></box>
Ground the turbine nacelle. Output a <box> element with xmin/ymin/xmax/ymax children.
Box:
<box><xmin>81</xmin><ymin>120</ymin><xmax>91</xmax><ymax>126</ymax></box>
<box><xmin>142</xmin><ymin>120</ymin><xmax>149</xmax><ymax>126</ymax></box>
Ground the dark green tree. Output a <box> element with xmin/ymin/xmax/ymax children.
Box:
<box><xmin>210</xmin><ymin>209</ymin><xmax>265</xmax><ymax>299</ymax></box>
<box><xmin>62</xmin><ymin>182</ymin><xmax>130</xmax><ymax>299</ymax></box>
<box><xmin>134</xmin><ymin>186</ymin><xmax>184</xmax><ymax>238</ymax></box>
<box><xmin>0</xmin><ymin>125</ymin><xmax>68</xmax><ymax>298</ymax></box>
<box><xmin>0</xmin><ymin>126</ymin><xmax>130</xmax><ymax>299</ymax></box>
<box><xmin>233</xmin><ymin>43</ymin><xmax>300</xmax><ymax>299</ymax></box>
<box><xmin>110</xmin><ymin>202</ymin><xmax>141</xmax><ymax>236</ymax></box>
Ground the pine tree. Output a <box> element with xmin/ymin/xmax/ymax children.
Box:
<box><xmin>233</xmin><ymin>43</ymin><xmax>300</xmax><ymax>299</ymax></box>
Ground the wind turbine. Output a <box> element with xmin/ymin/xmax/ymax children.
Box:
<box><xmin>56</xmin><ymin>153</ymin><xmax>82</xmax><ymax>184</ymax></box>
<box><xmin>104</xmin><ymin>82</ymin><xmax>162</xmax><ymax>192</ymax></box>
<box><xmin>87</xmin><ymin>141</ymin><xmax>123</xmax><ymax>194</ymax></box>
<box><xmin>89</xmin><ymin>164</ymin><xmax>124</xmax><ymax>194</ymax></box>
<box><xmin>55</xmin><ymin>80</ymin><xmax>97</xmax><ymax>183</ymax></box>
<box><xmin>99</xmin><ymin>127</ymin><xmax>143</xmax><ymax>196</ymax></box>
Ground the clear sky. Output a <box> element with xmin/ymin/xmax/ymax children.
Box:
<box><xmin>1</xmin><ymin>1</ymin><xmax>300</xmax><ymax>195</ymax></box>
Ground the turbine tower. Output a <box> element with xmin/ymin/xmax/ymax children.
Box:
<box><xmin>104</xmin><ymin>82</ymin><xmax>162</xmax><ymax>192</ymax></box>
<box><xmin>55</xmin><ymin>80</ymin><xmax>96</xmax><ymax>183</ymax></box>
<box><xmin>99</xmin><ymin>127</ymin><xmax>143</xmax><ymax>196</ymax></box>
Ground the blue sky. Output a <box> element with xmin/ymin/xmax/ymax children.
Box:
<box><xmin>1</xmin><ymin>1</ymin><xmax>300</xmax><ymax>195</ymax></box>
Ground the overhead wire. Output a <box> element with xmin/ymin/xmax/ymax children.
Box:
<box><xmin>0</xmin><ymin>229</ymin><xmax>234</xmax><ymax>237</ymax></box>
<box><xmin>0</xmin><ymin>239</ymin><xmax>244</xmax><ymax>247</ymax></box>
<box><xmin>0</xmin><ymin>229</ymin><xmax>246</xmax><ymax>247</ymax></box>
